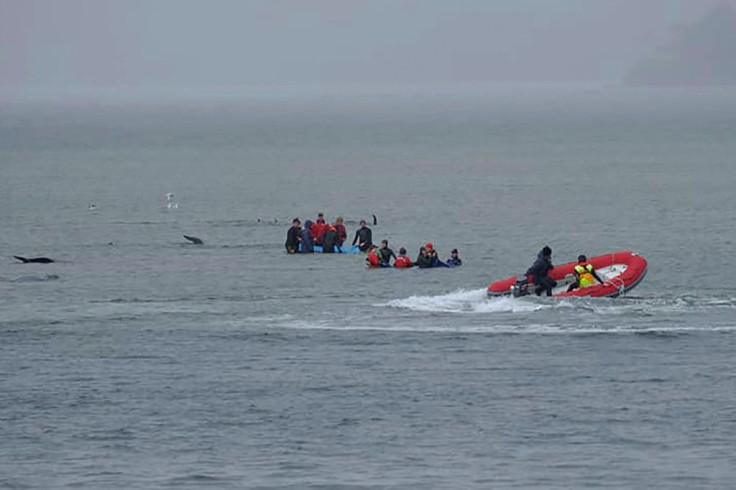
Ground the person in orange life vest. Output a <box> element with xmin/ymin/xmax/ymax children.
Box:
<box><xmin>567</xmin><ymin>255</ymin><xmax>604</xmax><ymax>292</ymax></box>
<box><xmin>334</xmin><ymin>216</ymin><xmax>347</xmax><ymax>247</ymax></box>
<box><xmin>366</xmin><ymin>245</ymin><xmax>380</xmax><ymax>267</ymax></box>
<box><xmin>310</xmin><ymin>212</ymin><xmax>327</xmax><ymax>246</ymax></box>
<box><xmin>394</xmin><ymin>247</ymin><xmax>413</xmax><ymax>268</ymax></box>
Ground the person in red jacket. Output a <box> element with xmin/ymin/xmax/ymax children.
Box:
<box><xmin>366</xmin><ymin>246</ymin><xmax>380</xmax><ymax>267</ymax></box>
<box><xmin>310</xmin><ymin>212</ymin><xmax>327</xmax><ymax>246</ymax></box>
<box><xmin>394</xmin><ymin>247</ymin><xmax>413</xmax><ymax>268</ymax></box>
<box><xmin>334</xmin><ymin>216</ymin><xmax>347</xmax><ymax>247</ymax></box>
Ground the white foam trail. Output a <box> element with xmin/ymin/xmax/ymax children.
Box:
<box><xmin>271</xmin><ymin>320</ymin><xmax>736</xmax><ymax>335</ymax></box>
<box><xmin>382</xmin><ymin>288</ymin><xmax>557</xmax><ymax>313</ymax></box>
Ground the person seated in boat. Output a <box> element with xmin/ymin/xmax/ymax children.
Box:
<box><xmin>300</xmin><ymin>220</ymin><xmax>315</xmax><ymax>253</ymax></box>
<box><xmin>425</xmin><ymin>243</ymin><xmax>448</xmax><ymax>268</ymax></box>
<box><xmin>526</xmin><ymin>246</ymin><xmax>556</xmax><ymax>296</ymax></box>
<box><xmin>394</xmin><ymin>247</ymin><xmax>413</xmax><ymax>268</ymax></box>
<box><xmin>446</xmin><ymin>248</ymin><xmax>462</xmax><ymax>267</ymax></box>
<box><xmin>285</xmin><ymin>218</ymin><xmax>302</xmax><ymax>254</ymax></box>
<box><xmin>566</xmin><ymin>255</ymin><xmax>605</xmax><ymax>292</ymax></box>
<box><xmin>321</xmin><ymin>224</ymin><xmax>339</xmax><ymax>253</ymax></box>
<box><xmin>375</xmin><ymin>240</ymin><xmax>397</xmax><ymax>267</ymax></box>
<box><xmin>352</xmin><ymin>219</ymin><xmax>373</xmax><ymax>252</ymax></box>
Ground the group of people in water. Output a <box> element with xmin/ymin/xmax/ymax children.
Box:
<box><xmin>284</xmin><ymin>213</ymin><xmax>462</xmax><ymax>269</ymax></box>
<box><xmin>284</xmin><ymin>213</ymin><xmax>365</xmax><ymax>254</ymax></box>
<box><xmin>366</xmin><ymin>240</ymin><xmax>462</xmax><ymax>268</ymax></box>
<box><xmin>523</xmin><ymin>245</ymin><xmax>604</xmax><ymax>296</ymax></box>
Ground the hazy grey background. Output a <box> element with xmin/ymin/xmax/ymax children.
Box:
<box><xmin>0</xmin><ymin>0</ymin><xmax>731</xmax><ymax>95</ymax></box>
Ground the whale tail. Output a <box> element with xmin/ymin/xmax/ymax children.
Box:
<box><xmin>13</xmin><ymin>256</ymin><xmax>29</xmax><ymax>263</ymax></box>
<box><xmin>183</xmin><ymin>235</ymin><xmax>204</xmax><ymax>245</ymax></box>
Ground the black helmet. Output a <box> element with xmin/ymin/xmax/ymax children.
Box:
<box><xmin>578</xmin><ymin>255</ymin><xmax>587</xmax><ymax>262</ymax></box>
<box><xmin>542</xmin><ymin>246</ymin><xmax>552</xmax><ymax>256</ymax></box>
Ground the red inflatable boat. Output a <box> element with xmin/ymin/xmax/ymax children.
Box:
<box><xmin>487</xmin><ymin>251</ymin><xmax>648</xmax><ymax>298</ymax></box>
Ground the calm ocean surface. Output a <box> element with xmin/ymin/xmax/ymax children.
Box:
<box><xmin>1</xmin><ymin>85</ymin><xmax>735</xmax><ymax>489</ymax></box>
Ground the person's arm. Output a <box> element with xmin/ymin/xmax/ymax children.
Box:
<box><xmin>593</xmin><ymin>269</ymin><xmax>605</xmax><ymax>284</ymax></box>
<box><xmin>352</xmin><ymin>230</ymin><xmax>359</xmax><ymax>246</ymax></box>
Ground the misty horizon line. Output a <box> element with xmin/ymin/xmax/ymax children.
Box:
<box><xmin>5</xmin><ymin>80</ymin><xmax>735</xmax><ymax>103</ymax></box>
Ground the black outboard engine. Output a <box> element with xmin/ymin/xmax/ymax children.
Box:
<box><xmin>511</xmin><ymin>275</ymin><xmax>529</xmax><ymax>298</ymax></box>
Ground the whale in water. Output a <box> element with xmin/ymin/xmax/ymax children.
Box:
<box><xmin>183</xmin><ymin>235</ymin><xmax>204</xmax><ymax>245</ymax></box>
<box><xmin>13</xmin><ymin>256</ymin><xmax>55</xmax><ymax>264</ymax></box>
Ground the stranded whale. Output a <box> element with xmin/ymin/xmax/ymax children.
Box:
<box><xmin>13</xmin><ymin>256</ymin><xmax>55</xmax><ymax>264</ymax></box>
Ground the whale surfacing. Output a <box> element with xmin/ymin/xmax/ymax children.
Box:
<box><xmin>183</xmin><ymin>235</ymin><xmax>204</xmax><ymax>245</ymax></box>
<box><xmin>14</xmin><ymin>256</ymin><xmax>55</xmax><ymax>264</ymax></box>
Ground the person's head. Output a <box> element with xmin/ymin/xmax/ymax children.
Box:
<box><xmin>336</xmin><ymin>216</ymin><xmax>343</xmax><ymax>224</ymax></box>
<box><xmin>304</xmin><ymin>220</ymin><xmax>313</xmax><ymax>229</ymax></box>
<box><xmin>542</xmin><ymin>246</ymin><xmax>552</xmax><ymax>257</ymax></box>
<box><xmin>317</xmin><ymin>212</ymin><xmax>325</xmax><ymax>223</ymax></box>
<box><xmin>292</xmin><ymin>218</ymin><xmax>301</xmax><ymax>227</ymax></box>
<box><xmin>381</xmin><ymin>239</ymin><xmax>388</xmax><ymax>248</ymax></box>
<box><xmin>451</xmin><ymin>249</ymin><xmax>458</xmax><ymax>256</ymax></box>
<box><xmin>426</xmin><ymin>243</ymin><xmax>434</xmax><ymax>250</ymax></box>
<box><xmin>360</xmin><ymin>219</ymin><xmax>367</xmax><ymax>227</ymax></box>
<box><xmin>419</xmin><ymin>246</ymin><xmax>427</xmax><ymax>255</ymax></box>
<box><xmin>399</xmin><ymin>247</ymin><xmax>407</xmax><ymax>256</ymax></box>
<box><xmin>578</xmin><ymin>254</ymin><xmax>587</xmax><ymax>262</ymax></box>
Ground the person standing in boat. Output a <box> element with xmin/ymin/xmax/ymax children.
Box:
<box><xmin>352</xmin><ymin>219</ymin><xmax>373</xmax><ymax>252</ymax></box>
<box><xmin>285</xmin><ymin>218</ymin><xmax>302</xmax><ymax>254</ymax></box>
<box><xmin>566</xmin><ymin>255</ymin><xmax>605</xmax><ymax>292</ymax></box>
<box><xmin>526</xmin><ymin>246</ymin><xmax>556</xmax><ymax>296</ymax></box>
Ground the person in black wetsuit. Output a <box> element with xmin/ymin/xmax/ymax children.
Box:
<box><xmin>415</xmin><ymin>246</ymin><xmax>433</xmax><ymax>268</ymax></box>
<box><xmin>285</xmin><ymin>218</ymin><xmax>301</xmax><ymax>254</ymax></box>
<box><xmin>351</xmin><ymin>219</ymin><xmax>373</xmax><ymax>252</ymax></box>
<box><xmin>300</xmin><ymin>220</ymin><xmax>315</xmax><ymax>253</ymax></box>
<box><xmin>526</xmin><ymin>246</ymin><xmax>557</xmax><ymax>296</ymax></box>
<box><xmin>376</xmin><ymin>240</ymin><xmax>397</xmax><ymax>267</ymax></box>
<box><xmin>321</xmin><ymin>225</ymin><xmax>339</xmax><ymax>253</ymax></box>
<box><xmin>446</xmin><ymin>248</ymin><xmax>462</xmax><ymax>267</ymax></box>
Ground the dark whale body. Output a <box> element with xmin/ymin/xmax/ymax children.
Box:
<box><xmin>183</xmin><ymin>235</ymin><xmax>204</xmax><ymax>245</ymax></box>
<box><xmin>14</xmin><ymin>256</ymin><xmax>55</xmax><ymax>264</ymax></box>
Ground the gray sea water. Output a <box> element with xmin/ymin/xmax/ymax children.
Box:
<box><xmin>1</xmin><ymin>85</ymin><xmax>736</xmax><ymax>489</ymax></box>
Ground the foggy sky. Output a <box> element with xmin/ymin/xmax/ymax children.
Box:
<box><xmin>0</xmin><ymin>0</ymin><xmax>729</xmax><ymax>93</ymax></box>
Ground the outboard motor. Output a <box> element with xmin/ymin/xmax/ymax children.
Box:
<box><xmin>511</xmin><ymin>275</ymin><xmax>529</xmax><ymax>298</ymax></box>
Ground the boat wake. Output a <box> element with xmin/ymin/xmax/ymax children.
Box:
<box><xmin>382</xmin><ymin>288</ymin><xmax>736</xmax><ymax>315</ymax></box>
